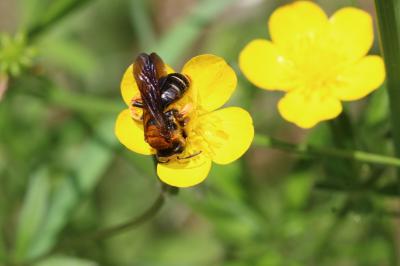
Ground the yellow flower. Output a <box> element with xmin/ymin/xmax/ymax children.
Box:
<box><xmin>239</xmin><ymin>1</ymin><xmax>386</xmax><ymax>128</ymax></box>
<box><xmin>115</xmin><ymin>54</ymin><xmax>254</xmax><ymax>188</ymax></box>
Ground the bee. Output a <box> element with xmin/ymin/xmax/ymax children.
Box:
<box><xmin>132</xmin><ymin>53</ymin><xmax>196</xmax><ymax>162</ymax></box>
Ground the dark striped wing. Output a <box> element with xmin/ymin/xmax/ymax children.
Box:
<box><xmin>149</xmin><ymin>53</ymin><xmax>168</xmax><ymax>79</ymax></box>
<box><xmin>133</xmin><ymin>53</ymin><xmax>167</xmax><ymax>130</ymax></box>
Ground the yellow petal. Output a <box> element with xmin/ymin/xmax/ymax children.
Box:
<box><xmin>239</xmin><ymin>39</ymin><xmax>294</xmax><ymax>91</ymax></box>
<box><xmin>269</xmin><ymin>1</ymin><xmax>328</xmax><ymax>49</ymax></box>
<box><xmin>197</xmin><ymin>107</ymin><xmax>254</xmax><ymax>165</ymax></box>
<box><xmin>332</xmin><ymin>56</ymin><xmax>386</xmax><ymax>101</ymax></box>
<box><xmin>329</xmin><ymin>7</ymin><xmax>373</xmax><ymax>61</ymax></box>
<box><xmin>182</xmin><ymin>54</ymin><xmax>237</xmax><ymax>112</ymax></box>
<box><xmin>120</xmin><ymin>63</ymin><xmax>175</xmax><ymax>106</ymax></box>
<box><xmin>121</xmin><ymin>65</ymin><xmax>138</xmax><ymax>106</ymax></box>
<box><xmin>278</xmin><ymin>90</ymin><xmax>342</xmax><ymax>128</ymax></box>
<box><xmin>115</xmin><ymin>109</ymin><xmax>153</xmax><ymax>155</ymax></box>
<box><xmin>157</xmin><ymin>155</ymin><xmax>212</xmax><ymax>188</ymax></box>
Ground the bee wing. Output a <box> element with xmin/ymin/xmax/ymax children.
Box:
<box><xmin>149</xmin><ymin>53</ymin><xmax>168</xmax><ymax>80</ymax></box>
<box><xmin>134</xmin><ymin>53</ymin><xmax>166</xmax><ymax>129</ymax></box>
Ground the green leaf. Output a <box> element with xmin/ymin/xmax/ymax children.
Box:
<box><xmin>27</xmin><ymin>0</ymin><xmax>93</xmax><ymax>39</ymax></box>
<box><xmin>34</xmin><ymin>255</ymin><xmax>97</xmax><ymax>266</ymax></box>
<box><xmin>361</xmin><ymin>87</ymin><xmax>389</xmax><ymax>128</ymax></box>
<box><xmin>182</xmin><ymin>162</ymin><xmax>263</xmax><ymax>244</ymax></box>
<box><xmin>255</xmin><ymin>250</ymin><xmax>282</xmax><ymax>266</ymax></box>
<box><xmin>153</xmin><ymin>0</ymin><xmax>240</xmax><ymax>65</ymax></box>
<box><xmin>375</xmin><ymin>0</ymin><xmax>400</xmax><ymax>182</ymax></box>
<box><xmin>38</xmin><ymin>38</ymin><xmax>99</xmax><ymax>77</ymax></box>
<box><xmin>0</xmin><ymin>234</ymin><xmax>6</xmax><ymax>263</ymax></box>
<box><xmin>209</xmin><ymin>161</ymin><xmax>246</xmax><ymax>201</ymax></box>
<box><xmin>20</xmin><ymin>0</ymin><xmax>46</xmax><ymax>27</ymax></box>
<box><xmin>129</xmin><ymin>0</ymin><xmax>156</xmax><ymax>49</ymax></box>
<box><xmin>14</xmin><ymin>168</ymin><xmax>50</xmax><ymax>261</ymax></box>
<box><xmin>284</xmin><ymin>171</ymin><xmax>313</xmax><ymax>209</ymax></box>
<box><xmin>27</xmin><ymin>117</ymin><xmax>117</xmax><ymax>259</ymax></box>
<box><xmin>136</xmin><ymin>232</ymin><xmax>223</xmax><ymax>266</ymax></box>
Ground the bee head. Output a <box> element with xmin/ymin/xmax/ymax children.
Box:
<box><xmin>157</xmin><ymin>138</ymin><xmax>185</xmax><ymax>158</ymax></box>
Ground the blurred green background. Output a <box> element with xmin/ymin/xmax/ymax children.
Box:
<box><xmin>0</xmin><ymin>0</ymin><xmax>399</xmax><ymax>265</ymax></box>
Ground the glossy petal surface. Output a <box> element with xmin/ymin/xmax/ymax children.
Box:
<box><xmin>157</xmin><ymin>155</ymin><xmax>212</xmax><ymax>188</ymax></box>
<box><xmin>333</xmin><ymin>56</ymin><xmax>386</xmax><ymax>101</ymax></box>
<box><xmin>269</xmin><ymin>1</ymin><xmax>328</xmax><ymax>50</ymax></box>
<box><xmin>278</xmin><ymin>90</ymin><xmax>343</xmax><ymax>128</ymax></box>
<box><xmin>182</xmin><ymin>54</ymin><xmax>237</xmax><ymax>112</ymax></box>
<box><xmin>196</xmin><ymin>107</ymin><xmax>254</xmax><ymax>164</ymax></box>
<box><xmin>329</xmin><ymin>7</ymin><xmax>373</xmax><ymax>61</ymax></box>
<box><xmin>239</xmin><ymin>39</ymin><xmax>294</xmax><ymax>91</ymax></box>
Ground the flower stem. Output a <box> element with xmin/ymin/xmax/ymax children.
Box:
<box><xmin>46</xmin><ymin>85</ymin><xmax>123</xmax><ymax>114</ymax></box>
<box><xmin>23</xmin><ymin>184</ymin><xmax>167</xmax><ymax>266</ymax></box>
<box><xmin>253</xmin><ymin>134</ymin><xmax>400</xmax><ymax>168</ymax></box>
<box><xmin>84</xmin><ymin>186</ymin><xmax>166</xmax><ymax>240</ymax></box>
<box><xmin>27</xmin><ymin>0</ymin><xmax>94</xmax><ymax>40</ymax></box>
<box><xmin>375</xmin><ymin>1</ymin><xmax>400</xmax><ymax>176</ymax></box>
<box><xmin>17</xmin><ymin>77</ymin><xmax>124</xmax><ymax>114</ymax></box>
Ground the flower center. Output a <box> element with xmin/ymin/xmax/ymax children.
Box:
<box><xmin>285</xmin><ymin>34</ymin><xmax>349</xmax><ymax>97</ymax></box>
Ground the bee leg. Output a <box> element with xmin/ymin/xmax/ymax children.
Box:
<box><xmin>179</xmin><ymin>103</ymin><xmax>193</xmax><ymax>117</ymax></box>
<box><xmin>156</xmin><ymin>156</ymin><xmax>170</xmax><ymax>164</ymax></box>
<box><xmin>175</xmin><ymin>103</ymin><xmax>193</xmax><ymax>126</ymax></box>
<box><xmin>129</xmin><ymin>96</ymin><xmax>144</xmax><ymax>121</ymax></box>
<box><xmin>177</xmin><ymin>151</ymin><xmax>202</xmax><ymax>160</ymax></box>
<box><xmin>130</xmin><ymin>106</ymin><xmax>143</xmax><ymax>122</ymax></box>
<box><xmin>131</xmin><ymin>113</ymin><xmax>143</xmax><ymax>122</ymax></box>
<box><xmin>131</xmin><ymin>98</ymin><xmax>144</xmax><ymax>108</ymax></box>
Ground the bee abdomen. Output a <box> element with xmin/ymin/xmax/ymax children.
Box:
<box><xmin>160</xmin><ymin>73</ymin><xmax>190</xmax><ymax>107</ymax></box>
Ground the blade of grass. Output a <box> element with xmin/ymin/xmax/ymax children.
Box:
<box><xmin>34</xmin><ymin>255</ymin><xmax>97</xmax><ymax>266</ymax></box>
<box><xmin>14</xmin><ymin>75</ymin><xmax>123</xmax><ymax>114</ymax></box>
<box><xmin>13</xmin><ymin>168</ymin><xmax>50</xmax><ymax>263</ymax></box>
<box><xmin>46</xmin><ymin>85</ymin><xmax>124</xmax><ymax>114</ymax></box>
<box><xmin>20</xmin><ymin>0</ymin><xmax>43</xmax><ymax>27</ymax></box>
<box><xmin>375</xmin><ymin>0</ymin><xmax>400</xmax><ymax>186</ymax></box>
<box><xmin>26</xmin><ymin>117</ymin><xmax>117</xmax><ymax>260</ymax></box>
<box><xmin>328</xmin><ymin>112</ymin><xmax>360</xmax><ymax>185</ymax></box>
<box><xmin>0</xmin><ymin>235</ymin><xmax>5</xmax><ymax>264</ymax></box>
<box><xmin>130</xmin><ymin>0</ymin><xmax>156</xmax><ymax>50</ymax></box>
<box><xmin>24</xmin><ymin>186</ymin><xmax>166</xmax><ymax>266</ymax></box>
<box><xmin>153</xmin><ymin>0</ymin><xmax>239</xmax><ymax>65</ymax></box>
<box><xmin>27</xmin><ymin>0</ymin><xmax>94</xmax><ymax>39</ymax></box>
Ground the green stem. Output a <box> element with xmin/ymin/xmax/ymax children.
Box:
<box><xmin>23</xmin><ymin>185</ymin><xmax>167</xmax><ymax>266</ymax></box>
<box><xmin>375</xmin><ymin>1</ymin><xmax>400</xmax><ymax>176</ymax></box>
<box><xmin>27</xmin><ymin>0</ymin><xmax>94</xmax><ymax>39</ymax></box>
<box><xmin>15</xmin><ymin>75</ymin><xmax>123</xmax><ymax>114</ymax></box>
<box><xmin>254</xmin><ymin>134</ymin><xmax>400</xmax><ymax>168</ymax></box>
<box><xmin>85</xmin><ymin>187</ymin><xmax>166</xmax><ymax>240</ymax></box>
<box><xmin>46</xmin><ymin>86</ymin><xmax>123</xmax><ymax>114</ymax></box>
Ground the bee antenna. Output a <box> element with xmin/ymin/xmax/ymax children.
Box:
<box><xmin>177</xmin><ymin>151</ymin><xmax>202</xmax><ymax>160</ymax></box>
